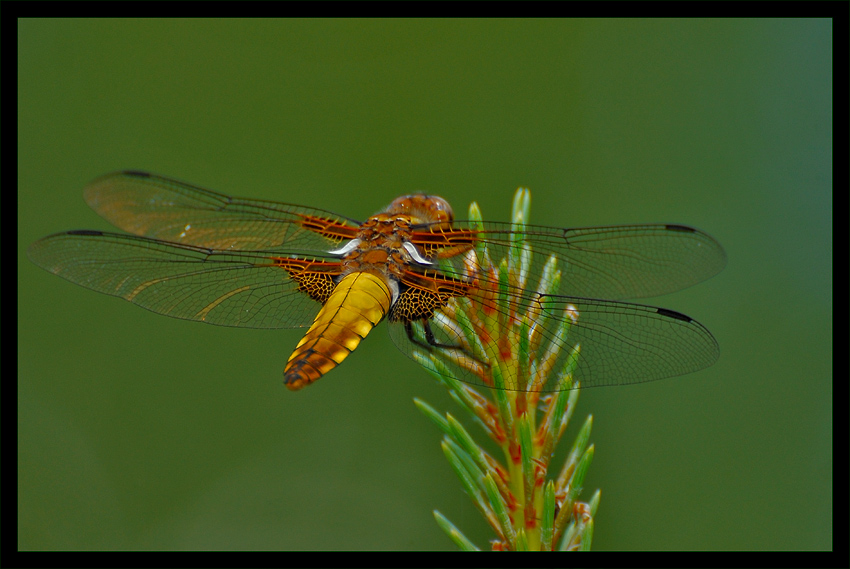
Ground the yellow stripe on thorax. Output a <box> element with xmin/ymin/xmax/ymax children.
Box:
<box><xmin>284</xmin><ymin>271</ymin><xmax>392</xmax><ymax>389</ymax></box>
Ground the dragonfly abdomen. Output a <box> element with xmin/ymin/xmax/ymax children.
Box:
<box><xmin>283</xmin><ymin>271</ymin><xmax>392</xmax><ymax>390</ymax></box>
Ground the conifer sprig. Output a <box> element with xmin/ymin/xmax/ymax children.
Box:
<box><xmin>414</xmin><ymin>189</ymin><xmax>598</xmax><ymax>551</ymax></box>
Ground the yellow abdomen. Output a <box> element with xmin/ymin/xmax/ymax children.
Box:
<box><xmin>284</xmin><ymin>271</ymin><xmax>392</xmax><ymax>389</ymax></box>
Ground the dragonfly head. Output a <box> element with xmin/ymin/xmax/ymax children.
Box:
<box><xmin>385</xmin><ymin>194</ymin><xmax>454</xmax><ymax>226</ymax></box>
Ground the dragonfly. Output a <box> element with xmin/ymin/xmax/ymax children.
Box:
<box><xmin>28</xmin><ymin>171</ymin><xmax>726</xmax><ymax>392</ymax></box>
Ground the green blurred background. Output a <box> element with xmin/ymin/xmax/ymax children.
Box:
<box><xmin>18</xmin><ymin>19</ymin><xmax>831</xmax><ymax>550</ymax></box>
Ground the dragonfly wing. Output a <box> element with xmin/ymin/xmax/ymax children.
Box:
<box><xmin>83</xmin><ymin>171</ymin><xmax>362</xmax><ymax>252</ymax></box>
<box><xmin>27</xmin><ymin>230</ymin><xmax>343</xmax><ymax>329</ymax></box>
<box><xmin>388</xmin><ymin>294</ymin><xmax>719</xmax><ymax>391</ymax></box>
<box><xmin>538</xmin><ymin>296</ymin><xmax>720</xmax><ymax>388</ymax></box>
<box><xmin>413</xmin><ymin>221</ymin><xmax>726</xmax><ymax>300</ymax></box>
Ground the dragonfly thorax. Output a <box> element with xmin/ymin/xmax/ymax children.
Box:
<box><xmin>333</xmin><ymin>212</ymin><xmax>439</xmax><ymax>305</ymax></box>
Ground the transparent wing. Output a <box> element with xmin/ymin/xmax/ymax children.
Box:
<box><xmin>411</xmin><ymin>221</ymin><xmax>726</xmax><ymax>300</ymax></box>
<box><xmin>389</xmin><ymin>294</ymin><xmax>719</xmax><ymax>391</ymax></box>
<box><xmin>27</xmin><ymin>230</ymin><xmax>340</xmax><ymax>329</ymax></box>
<box><xmin>83</xmin><ymin>171</ymin><xmax>362</xmax><ymax>252</ymax></box>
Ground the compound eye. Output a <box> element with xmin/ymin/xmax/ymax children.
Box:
<box><xmin>426</xmin><ymin>197</ymin><xmax>454</xmax><ymax>224</ymax></box>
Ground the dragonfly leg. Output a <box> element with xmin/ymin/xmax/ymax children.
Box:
<box><xmin>404</xmin><ymin>319</ymin><xmax>465</xmax><ymax>351</ymax></box>
<box><xmin>403</xmin><ymin>319</ymin><xmax>493</xmax><ymax>385</ymax></box>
